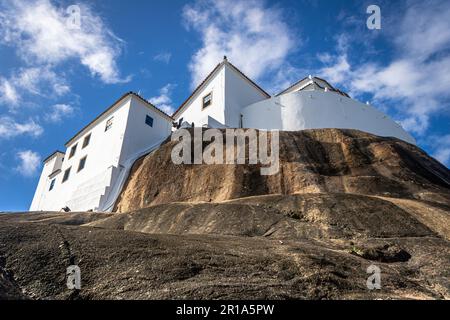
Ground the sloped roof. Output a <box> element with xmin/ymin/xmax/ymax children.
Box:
<box><xmin>276</xmin><ymin>76</ymin><xmax>350</xmax><ymax>98</ymax></box>
<box><xmin>43</xmin><ymin>150</ymin><xmax>65</xmax><ymax>163</ymax></box>
<box><xmin>65</xmin><ymin>92</ymin><xmax>173</xmax><ymax>147</ymax></box>
<box><xmin>172</xmin><ymin>58</ymin><xmax>270</xmax><ymax>118</ymax></box>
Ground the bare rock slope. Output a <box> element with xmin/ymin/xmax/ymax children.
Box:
<box><xmin>1</xmin><ymin>129</ymin><xmax>449</xmax><ymax>300</ymax></box>
<box><xmin>114</xmin><ymin>129</ymin><xmax>450</xmax><ymax>212</ymax></box>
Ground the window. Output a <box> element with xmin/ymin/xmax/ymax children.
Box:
<box><xmin>69</xmin><ymin>144</ymin><xmax>77</xmax><ymax>159</ymax></box>
<box><xmin>49</xmin><ymin>179</ymin><xmax>56</xmax><ymax>191</ymax></box>
<box><xmin>62</xmin><ymin>167</ymin><xmax>71</xmax><ymax>183</ymax></box>
<box><xmin>105</xmin><ymin>117</ymin><xmax>114</xmax><ymax>131</ymax></box>
<box><xmin>82</xmin><ymin>134</ymin><xmax>91</xmax><ymax>148</ymax></box>
<box><xmin>145</xmin><ymin>115</ymin><xmax>154</xmax><ymax>127</ymax></box>
<box><xmin>78</xmin><ymin>156</ymin><xmax>87</xmax><ymax>172</ymax></box>
<box><xmin>202</xmin><ymin>92</ymin><xmax>212</xmax><ymax>109</ymax></box>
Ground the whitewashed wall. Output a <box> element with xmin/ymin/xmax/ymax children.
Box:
<box><xmin>30</xmin><ymin>97</ymin><xmax>132</xmax><ymax>211</ymax></box>
<box><xmin>223</xmin><ymin>65</ymin><xmax>268</xmax><ymax>128</ymax></box>
<box><xmin>174</xmin><ymin>67</ymin><xmax>226</xmax><ymax>127</ymax></box>
<box><xmin>174</xmin><ymin>63</ymin><xmax>268</xmax><ymax>129</ymax></box>
<box><xmin>119</xmin><ymin>97</ymin><xmax>172</xmax><ymax>164</ymax></box>
<box><xmin>30</xmin><ymin>95</ymin><xmax>173</xmax><ymax>212</ymax></box>
<box><xmin>29</xmin><ymin>152</ymin><xmax>64</xmax><ymax>211</ymax></box>
<box><xmin>241</xmin><ymin>90</ymin><xmax>416</xmax><ymax>144</ymax></box>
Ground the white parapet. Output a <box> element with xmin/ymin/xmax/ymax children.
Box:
<box><xmin>241</xmin><ymin>90</ymin><xmax>416</xmax><ymax>145</ymax></box>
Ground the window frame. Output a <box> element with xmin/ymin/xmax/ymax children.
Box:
<box><xmin>202</xmin><ymin>92</ymin><xmax>213</xmax><ymax>110</ymax></box>
<box><xmin>49</xmin><ymin>179</ymin><xmax>56</xmax><ymax>191</ymax></box>
<box><xmin>68</xmin><ymin>144</ymin><xmax>77</xmax><ymax>159</ymax></box>
<box><xmin>62</xmin><ymin>167</ymin><xmax>71</xmax><ymax>183</ymax></box>
<box><xmin>82</xmin><ymin>133</ymin><xmax>91</xmax><ymax>149</ymax></box>
<box><xmin>105</xmin><ymin>116</ymin><xmax>114</xmax><ymax>132</ymax></box>
<box><xmin>77</xmin><ymin>155</ymin><xmax>87</xmax><ymax>172</ymax></box>
<box><xmin>145</xmin><ymin>115</ymin><xmax>154</xmax><ymax>127</ymax></box>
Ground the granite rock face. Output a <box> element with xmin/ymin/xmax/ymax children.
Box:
<box><xmin>1</xmin><ymin>129</ymin><xmax>449</xmax><ymax>300</ymax></box>
<box><xmin>114</xmin><ymin>129</ymin><xmax>450</xmax><ymax>212</ymax></box>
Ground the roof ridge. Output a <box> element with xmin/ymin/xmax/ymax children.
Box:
<box><xmin>128</xmin><ymin>91</ymin><xmax>173</xmax><ymax>119</ymax></box>
<box><xmin>276</xmin><ymin>76</ymin><xmax>350</xmax><ymax>97</ymax></box>
<box><xmin>65</xmin><ymin>92</ymin><xmax>173</xmax><ymax>147</ymax></box>
<box><xmin>172</xmin><ymin>61</ymin><xmax>224</xmax><ymax>118</ymax></box>
<box><xmin>225</xmin><ymin>60</ymin><xmax>271</xmax><ymax>98</ymax></box>
<box><xmin>43</xmin><ymin>150</ymin><xmax>65</xmax><ymax>163</ymax></box>
<box><xmin>172</xmin><ymin>59</ymin><xmax>270</xmax><ymax>118</ymax></box>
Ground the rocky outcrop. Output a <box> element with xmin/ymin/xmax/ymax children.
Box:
<box><xmin>114</xmin><ymin>129</ymin><xmax>450</xmax><ymax>213</ymax></box>
<box><xmin>0</xmin><ymin>210</ymin><xmax>449</xmax><ymax>300</ymax></box>
<box><xmin>1</xmin><ymin>129</ymin><xmax>449</xmax><ymax>300</ymax></box>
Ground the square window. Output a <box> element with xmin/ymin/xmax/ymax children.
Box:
<box><xmin>202</xmin><ymin>92</ymin><xmax>212</xmax><ymax>109</ymax></box>
<box><xmin>78</xmin><ymin>156</ymin><xmax>87</xmax><ymax>172</ymax></box>
<box><xmin>49</xmin><ymin>179</ymin><xmax>56</xmax><ymax>191</ymax></box>
<box><xmin>69</xmin><ymin>144</ymin><xmax>77</xmax><ymax>159</ymax></box>
<box><xmin>62</xmin><ymin>167</ymin><xmax>71</xmax><ymax>183</ymax></box>
<box><xmin>82</xmin><ymin>134</ymin><xmax>91</xmax><ymax>148</ymax></box>
<box><xmin>145</xmin><ymin>115</ymin><xmax>154</xmax><ymax>127</ymax></box>
<box><xmin>105</xmin><ymin>117</ymin><xmax>114</xmax><ymax>131</ymax></box>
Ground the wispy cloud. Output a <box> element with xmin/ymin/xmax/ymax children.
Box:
<box><xmin>0</xmin><ymin>78</ymin><xmax>19</xmax><ymax>105</ymax></box>
<box><xmin>0</xmin><ymin>67</ymin><xmax>70</xmax><ymax>109</ymax></box>
<box><xmin>45</xmin><ymin>104</ymin><xmax>75</xmax><ymax>123</ymax></box>
<box><xmin>183</xmin><ymin>0</ymin><xmax>296</xmax><ymax>88</ymax></box>
<box><xmin>318</xmin><ymin>1</ymin><xmax>450</xmax><ymax>136</ymax></box>
<box><xmin>153</xmin><ymin>52</ymin><xmax>172</xmax><ymax>64</ymax></box>
<box><xmin>149</xmin><ymin>84</ymin><xmax>176</xmax><ymax>115</ymax></box>
<box><xmin>0</xmin><ymin>0</ymin><xmax>129</xmax><ymax>145</ymax></box>
<box><xmin>422</xmin><ymin>134</ymin><xmax>450</xmax><ymax>167</ymax></box>
<box><xmin>15</xmin><ymin>150</ymin><xmax>41</xmax><ymax>177</ymax></box>
<box><xmin>0</xmin><ymin>116</ymin><xmax>43</xmax><ymax>139</ymax></box>
<box><xmin>0</xmin><ymin>0</ymin><xmax>129</xmax><ymax>84</ymax></box>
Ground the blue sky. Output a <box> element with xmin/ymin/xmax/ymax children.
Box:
<box><xmin>0</xmin><ymin>0</ymin><xmax>449</xmax><ymax>211</ymax></box>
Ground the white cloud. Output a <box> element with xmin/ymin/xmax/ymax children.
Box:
<box><xmin>434</xmin><ymin>146</ymin><xmax>450</xmax><ymax>167</ymax></box>
<box><xmin>394</xmin><ymin>1</ymin><xmax>450</xmax><ymax>61</ymax></box>
<box><xmin>0</xmin><ymin>67</ymin><xmax>71</xmax><ymax>109</ymax></box>
<box><xmin>0</xmin><ymin>0</ymin><xmax>129</xmax><ymax>84</ymax></box>
<box><xmin>318</xmin><ymin>53</ymin><xmax>351</xmax><ymax>85</ymax></box>
<box><xmin>149</xmin><ymin>84</ymin><xmax>176</xmax><ymax>115</ymax></box>
<box><xmin>45</xmin><ymin>104</ymin><xmax>75</xmax><ymax>123</ymax></box>
<box><xmin>153</xmin><ymin>52</ymin><xmax>172</xmax><ymax>64</ymax></box>
<box><xmin>15</xmin><ymin>150</ymin><xmax>41</xmax><ymax>177</ymax></box>
<box><xmin>0</xmin><ymin>116</ymin><xmax>43</xmax><ymax>139</ymax></box>
<box><xmin>0</xmin><ymin>78</ymin><xmax>19</xmax><ymax>105</ymax></box>
<box><xmin>16</xmin><ymin>67</ymin><xmax>70</xmax><ymax>96</ymax></box>
<box><xmin>318</xmin><ymin>1</ymin><xmax>450</xmax><ymax>136</ymax></box>
<box><xmin>183</xmin><ymin>0</ymin><xmax>296</xmax><ymax>88</ymax></box>
<box><xmin>421</xmin><ymin>134</ymin><xmax>450</xmax><ymax>167</ymax></box>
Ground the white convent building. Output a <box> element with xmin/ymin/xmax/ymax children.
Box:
<box><xmin>30</xmin><ymin>57</ymin><xmax>415</xmax><ymax>212</ymax></box>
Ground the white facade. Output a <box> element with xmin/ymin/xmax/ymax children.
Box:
<box><xmin>241</xmin><ymin>79</ymin><xmax>416</xmax><ymax>145</ymax></box>
<box><xmin>30</xmin><ymin>58</ymin><xmax>416</xmax><ymax>212</ymax></box>
<box><xmin>173</xmin><ymin>58</ymin><xmax>269</xmax><ymax>128</ymax></box>
<box><xmin>30</xmin><ymin>93</ymin><xmax>172</xmax><ymax>212</ymax></box>
<box><xmin>172</xmin><ymin>59</ymin><xmax>414</xmax><ymax>146</ymax></box>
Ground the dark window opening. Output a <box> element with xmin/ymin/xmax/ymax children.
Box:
<box><xmin>145</xmin><ymin>115</ymin><xmax>154</xmax><ymax>127</ymax></box>
<box><xmin>78</xmin><ymin>156</ymin><xmax>87</xmax><ymax>172</ymax></box>
<box><xmin>49</xmin><ymin>179</ymin><xmax>55</xmax><ymax>191</ymax></box>
<box><xmin>82</xmin><ymin>134</ymin><xmax>91</xmax><ymax>148</ymax></box>
<box><xmin>105</xmin><ymin>117</ymin><xmax>114</xmax><ymax>131</ymax></box>
<box><xmin>69</xmin><ymin>144</ymin><xmax>77</xmax><ymax>159</ymax></box>
<box><xmin>62</xmin><ymin>167</ymin><xmax>71</xmax><ymax>183</ymax></box>
<box><xmin>202</xmin><ymin>92</ymin><xmax>212</xmax><ymax>109</ymax></box>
